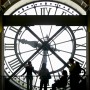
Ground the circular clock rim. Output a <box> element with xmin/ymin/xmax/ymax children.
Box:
<box><xmin>4</xmin><ymin>0</ymin><xmax>86</xmax><ymax>15</ymax></box>
<box><xmin>3</xmin><ymin>0</ymin><xmax>86</xmax><ymax>89</ymax></box>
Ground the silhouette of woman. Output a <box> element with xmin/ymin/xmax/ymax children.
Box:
<box><xmin>52</xmin><ymin>70</ymin><xmax>68</xmax><ymax>90</ymax></box>
<box><xmin>39</xmin><ymin>63</ymin><xmax>51</xmax><ymax>90</ymax></box>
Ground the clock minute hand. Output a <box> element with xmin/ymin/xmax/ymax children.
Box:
<box><xmin>50</xmin><ymin>46</ymin><xmax>61</xmax><ymax>52</ymax></box>
<box><xmin>18</xmin><ymin>39</ymin><xmax>41</xmax><ymax>48</ymax></box>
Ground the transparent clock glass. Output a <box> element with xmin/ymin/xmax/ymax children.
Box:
<box><xmin>4</xmin><ymin>1</ymin><xmax>86</xmax><ymax>90</ymax></box>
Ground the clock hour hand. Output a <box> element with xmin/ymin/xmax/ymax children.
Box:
<box><xmin>18</xmin><ymin>39</ymin><xmax>41</xmax><ymax>48</ymax></box>
<box><xmin>50</xmin><ymin>46</ymin><xmax>60</xmax><ymax>51</ymax></box>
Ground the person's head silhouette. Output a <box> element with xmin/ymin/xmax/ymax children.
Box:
<box><xmin>28</xmin><ymin>61</ymin><xmax>32</xmax><ymax>66</ymax></box>
<box><xmin>62</xmin><ymin>70</ymin><xmax>67</xmax><ymax>77</ymax></box>
<box><xmin>69</xmin><ymin>58</ymin><xmax>74</xmax><ymax>64</ymax></box>
<box><xmin>42</xmin><ymin>63</ymin><xmax>46</xmax><ymax>69</ymax></box>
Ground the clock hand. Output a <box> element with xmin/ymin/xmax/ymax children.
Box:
<box><xmin>51</xmin><ymin>47</ymin><xmax>60</xmax><ymax>51</ymax></box>
<box><xmin>47</xmin><ymin>44</ymin><xmax>58</xmax><ymax>51</ymax></box>
<box><xmin>42</xmin><ymin>50</ymin><xmax>48</xmax><ymax>64</ymax></box>
<box><xmin>18</xmin><ymin>39</ymin><xmax>41</xmax><ymax>48</ymax></box>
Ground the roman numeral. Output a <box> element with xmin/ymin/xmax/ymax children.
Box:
<box><xmin>9</xmin><ymin>26</ymin><xmax>19</xmax><ymax>33</ymax></box>
<box><xmin>76</xmin><ymin>49</ymin><xmax>86</xmax><ymax>50</ymax></box>
<box><xmin>41</xmin><ymin>8</ymin><xmax>51</xmax><ymax>15</ymax></box>
<box><xmin>5</xmin><ymin>44</ymin><xmax>14</xmax><ymax>50</ymax></box>
<box><xmin>61</xmin><ymin>11</ymin><xmax>67</xmax><ymax>15</ymax></box>
<box><xmin>54</xmin><ymin>7</ymin><xmax>58</xmax><ymax>15</ymax></box>
<box><xmin>82</xmin><ymin>62</ymin><xmax>86</xmax><ymax>69</ymax></box>
<box><xmin>74</xmin><ymin>53</ymin><xmax>85</xmax><ymax>58</ymax></box>
<box><xmin>76</xmin><ymin>43</ymin><xmax>86</xmax><ymax>50</ymax></box>
<box><xmin>74</xmin><ymin>57</ymin><xmax>84</xmax><ymax>66</ymax></box>
<box><xmin>8</xmin><ymin>58</ymin><xmax>21</xmax><ymax>71</ymax></box>
<box><xmin>76</xmin><ymin>43</ymin><xmax>86</xmax><ymax>48</ymax></box>
<box><xmin>72</xmin><ymin>26</ymin><xmax>84</xmax><ymax>33</ymax></box>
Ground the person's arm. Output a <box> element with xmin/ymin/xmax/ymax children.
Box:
<box><xmin>21</xmin><ymin>67</ymin><xmax>27</xmax><ymax>76</ymax></box>
<box><xmin>38</xmin><ymin>70</ymin><xmax>41</xmax><ymax>77</ymax></box>
<box><xmin>32</xmin><ymin>67</ymin><xmax>37</xmax><ymax>74</ymax></box>
<box><xmin>22</xmin><ymin>70</ymin><xmax>26</xmax><ymax>75</ymax></box>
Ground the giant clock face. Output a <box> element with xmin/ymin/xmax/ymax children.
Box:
<box><xmin>4</xmin><ymin>0</ymin><xmax>86</xmax><ymax>90</ymax></box>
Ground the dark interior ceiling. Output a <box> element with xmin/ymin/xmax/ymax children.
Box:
<box><xmin>1</xmin><ymin>0</ymin><xmax>7</xmax><ymax>5</ymax></box>
<box><xmin>1</xmin><ymin>0</ymin><xmax>90</xmax><ymax>5</ymax></box>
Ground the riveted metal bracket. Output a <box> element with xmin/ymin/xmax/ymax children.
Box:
<box><xmin>0</xmin><ymin>6</ymin><xmax>5</xmax><ymax>14</ymax></box>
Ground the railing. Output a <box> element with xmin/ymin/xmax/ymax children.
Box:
<box><xmin>3</xmin><ymin>69</ymin><xmax>86</xmax><ymax>90</ymax></box>
<box><xmin>4</xmin><ymin>75</ymin><xmax>63</xmax><ymax>90</ymax></box>
<box><xmin>3</xmin><ymin>75</ymin><xmax>86</xmax><ymax>90</ymax></box>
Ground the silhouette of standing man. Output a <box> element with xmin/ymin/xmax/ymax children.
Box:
<box><xmin>39</xmin><ymin>63</ymin><xmax>51</xmax><ymax>90</ymax></box>
<box><xmin>22</xmin><ymin>61</ymin><xmax>36</xmax><ymax>90</ymax></box>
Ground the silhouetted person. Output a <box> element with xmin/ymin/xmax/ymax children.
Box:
<box><xmin>38</xmin><ymin>63</ymin><xmax>51</xmax><ymax>90</ymax></box>
<box><xmin>75</xmin><ymin>62</ymin><xmax>81</xmax><ymax>75</ymax></box>
<box><xmin>52</xmin><ymin>70</ymin><xmax>68</xmax><ymax>90</ymax></box>
<box><xmin>22</xmin><ymin>61</ymin><xmax>36</xmax><ymax>90</ymax></box>
<box><xmin>69</xmin><ymin>58</ymin><xmax>83</xmax><ymax>90</ymax></box>
<box><xmin>74</xmin><ymin>61</ymin><xmax>82</xmax><ymax>89</ymax></box>
<box><xmin>68</xmin><ymin>58</ymin><xmax>76</xmax><ymax>90</ymax></box>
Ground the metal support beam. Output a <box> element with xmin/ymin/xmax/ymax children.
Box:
<box><xmin>0</xmin><ymin>13</ymin><xmax>4</xmax><ymax>90</ymax></box>
<box><xmin>86</xmin><ymin>0</ymin><xmax>90</xmax><ymax>90</ymax></box>
<box><xmin>3</xmin><ymin>15</ymin><xmax>87</xmax><ymax>26</ymax></box>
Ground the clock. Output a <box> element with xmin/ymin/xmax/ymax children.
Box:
<box><xmin>4</xmin><ymin>0</ymin><xmax>86</xmax><ymax>90</ymax></box>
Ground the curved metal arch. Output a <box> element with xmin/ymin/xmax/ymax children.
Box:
<box><xmin>2</xmin><ymin>0</ymin><xmax>87</xmax><ymax>89</ymax></box>
<box><xmin>2</xmin><ymin>0</ymin><xmax>87</xmax><ymax>15</ymax></box>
